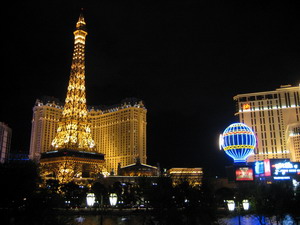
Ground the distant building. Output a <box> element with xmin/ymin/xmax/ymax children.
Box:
<box><xmin>117</xmin><ymin>159</ymin><xmax>159</xmax><ymax>177</ymax></box>
<box><xmin>234</xmin><ymin>84</ymin><xmax>300</xmax><ymax>162</ymax></box>
<box><xmin>0</xmin><ymin>122</ymin><xmax>12</xmax><ymax>163</ymax></box>
<box><xmin>168</xmin><ymin>168</ymin><xmax>203</xmax><ymax>187</ymax></box>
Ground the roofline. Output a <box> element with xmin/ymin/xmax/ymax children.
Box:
<box><xmin>233</xmin><ymin>85</ymin><xmax>299</xmax><ymax>100</ymax></box>
<box><xmin>120</xmin><ymin>163</ymin><xmax>158</xmax><ymax>169</ymax></box>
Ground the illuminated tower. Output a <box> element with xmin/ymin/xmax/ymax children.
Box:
<box><xmin>40</xmin><ymin>14</ymin><xmax>105</xmax><ymax>184</ymax></box>
<box><xmin>30</xmin><ymin>13</ymin><xmax>147</xmax><ymax>176</ymax></box>
<box><xmin>51</xmin><ymin>14</ymin><xmax>95</xmax><ymax>151</ymax></box>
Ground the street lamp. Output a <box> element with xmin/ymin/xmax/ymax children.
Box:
<box><xmin>86</xmin><ymin>192</ymin><xmax>96</xmax><ymax>207</ymax></box>
<box><xmin>109</xmin><ymin>193</ymin><xmax>118</xmax><ymax>207</ymax></box>
<box><xmin>242</xmin><ymin>199</ymin><xmax>250</xmax><ymax>211</ymax></box>
<box><xmin>227</xmin><ymin>200</ymin><xmax>235</xmax><ymax>211</ymax></box>
<box><xmin>226</xmin><ymin>199</ymin><xmax>250</xmax><ymax>225</ymax></box>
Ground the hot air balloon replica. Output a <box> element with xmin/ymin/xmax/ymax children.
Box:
<box><xmin>220</xmin><ymin>123</ymin><xmax>256</xmax><ymax>164</ymax></box>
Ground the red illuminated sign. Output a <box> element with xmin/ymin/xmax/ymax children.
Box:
<box><xmin>264</xmin><ymin>159</ymin><xmax>271</xmax><ymax>176</ymax></box>
<box><xmin>235</xmin><ymin>167</ymin><xmax>254</xmax><ymax>181</ymax></box>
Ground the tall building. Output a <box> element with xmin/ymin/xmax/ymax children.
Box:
<box><xmin>29</xmin><ymin>14</ymin><xmax>147</xmax><ymax>174</ymax></box>
<box><xmin>0</xmin><ymin>122</ymin><xmax>12</xmax><ymax>163</ymax></box>
<box><xmin>29</xmin><ymin>97</ymin><xmax>63</xmax><ymax>161</ymax></box>
<box><xmin>89</xmin><ymin>99</ymin><xmax>147</xmax><ymax>173</ymax></box>
<box><xmin>30</xmin><ymin>98</ymin><xmax>147</xmax><ymax>173</ymax></box>
<box><xmin>234</xmin><ymin>84</ymin><xmax>300</xmax><ymax>162</ymax></box>
<box><xmin>286</xmin><ymin>123</ymin><xmax>300</xmax><ymax>162</ymax></box>
<box><xmin>39</xmin><ymin>14</ymin><xmax>104</xmax><ymax>184</ymax></box>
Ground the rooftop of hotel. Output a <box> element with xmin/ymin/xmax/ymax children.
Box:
<box><xmin>34</xmin><ymin>97</ymin><xmax>146</xmax><ymax>113</ymax></box>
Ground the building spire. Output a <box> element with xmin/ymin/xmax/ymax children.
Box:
<box><xmin>51</xmin><ymin>14</ymin><xmax>95</xmax><ymax>151</ymax></box>
<box><xmin>76</xmin><ymin>11</ymin><xmax>86</xmax><ymax>32</ymax></box>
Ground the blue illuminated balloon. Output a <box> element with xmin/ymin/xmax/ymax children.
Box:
<box><xmin>220</xmin><ymin>123</ymin><xmax>256</xmax><ymax>163</ymax></box>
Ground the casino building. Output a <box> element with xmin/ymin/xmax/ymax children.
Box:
<box><xmin>234</xmin><ymin>84</ymin><xmax>300</xmax><ymax>162</ymax></box>
<box><xmin>30</xmin><ymin>98</ymin><xmax>147</xmax><ymax>174</ymax></box>
<box><xmin>168</xmin><ymin>168</ymin><xmax>203</xmax><ymax>187</ymax></box>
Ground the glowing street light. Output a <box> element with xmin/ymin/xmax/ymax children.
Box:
<box><xmin>227</xmin><ymin>200</ymin><xmax>235</xmax><ymax>211</ymax></box>
<box><xmin>86</xmin><ymin>193</ymin><xmax>95</xmax><ymax>207</ymax></box>
<box><xmin>226</xmin><ymin>199</ymin><xmax>250</xmax><ymax>225</ymax></box>
<box><xmin>242</xmin><ymin>199</ymin><xmax>250</xmax><ymax>211</ymax></box>
<box><xmin>109</xmin><ymin>193</ymin><xmax>118</xmax><ymax>206</ymax></box>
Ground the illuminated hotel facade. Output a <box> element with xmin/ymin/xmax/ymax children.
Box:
<box><xmin>29</xmin><ymin>98</ymin><xmax>147</xmax><ymax>173</ymax></box>
<box><xmin>234</xmin><ymin>84</ymin><xmax>300</xmax><ymax>162</ymax></box>
<box><xmin>89</xmin><ymin>100</ymin><xmax>147</xmax><ymax>173</ymax></box>
<box><xmin>168</xmin><ymin>168</ymin><xmax>203</xmax><ymax>187</ymax></box>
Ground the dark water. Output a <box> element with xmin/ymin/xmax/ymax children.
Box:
<box><xmin>65</xmin><ymin>214</ymin><xmax>296</xmax><ymax>225</ymax></box>
<box><xmin>64</xmin><ymin>214</ymin><xmax>158</xmax><ymax>225</ymax></box>
<box><xmin>218</xmin><ymin>215</ymin><xmax>295</xmax><ymax>225</ymax></box>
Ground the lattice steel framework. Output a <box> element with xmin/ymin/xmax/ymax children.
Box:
<box><xmin>40</xmin><ymin>14</ymin><xmax>105</xmax><ymax>185</ymax></box>
<box><xmin>51</xmin><ymin>14</ymin><xmax>95</xmax><ymax>151</ymax></box>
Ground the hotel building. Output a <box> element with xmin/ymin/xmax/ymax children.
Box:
<box><xmin>234</xmin><ymin>84</ymin><xmax>300</xmax><ymax>162</ymax></box>
<box><xmin>29</xmin><ymin>97</ymin><xmax>147</xmax><ymax>173</ymax></box>
<box><xmin>168</xmin><ymin>168</ymin><xmax>203</xmax><ymax>187</ymax></box>
<box><xmin>29</xmin><ymin>97</ymin><xmax>63</xmax><ymax>162</ymax></box>
<box><xmin>89</xmin><ymin>99</ymin><xmax>147</xmax><ymax>173</ymax></box>
<box><xmin>0</xmin><ymin>122</ymin><xmax>12</xmax><ymax>163</ymax></box>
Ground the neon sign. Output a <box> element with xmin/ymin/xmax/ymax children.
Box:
<box><xmin>242</xmin><ymin>103</ymin><xmax>251</xmax><ymax>110</ymax></box>
<box><xmin>254</xmin><ymin>159</ymin><xmax>300</xmax><ymax>179</ymax></box>
<box><xmin>221</xmin><ymin>123</ymin><xmax>256</xmax><ymax>163</ymax></box>
<box><xmin>264</xmin><ymin>159</ymin><xmax>271</xmax><ymax>176</ymax></box>
<box><xmin>254</xmin><ymin>161</ymin><xmax>264</xmax><ymax>176</ymax></box>
<box><xmin>235</xmin><ymin>167</ymin><xmax>254</xmax><ymax>181</ymax></box>
<box><xmin>272</xmin><ymin>162</ymin><xmax>300</xmax><ymax>176</ymax></box>
<box><xmin>274</xmin><ymin>176</ymin><xmax>290</xmax><ymax>180</ymax></box>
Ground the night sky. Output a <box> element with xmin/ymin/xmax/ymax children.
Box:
<box><xmin>2</xmin><ymin>1</ymin><xmax>300</xmax><ymax>175</ymax></box>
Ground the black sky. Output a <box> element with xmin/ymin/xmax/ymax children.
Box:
<box><xmin>2</xmin><ymin>1</ymin><xmax>300</xmax><ymax>175</ymax></box>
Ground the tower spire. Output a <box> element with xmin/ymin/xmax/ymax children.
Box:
<box><xmin>51</xmin><ymin>14</ymin><xmax>95</xmax><ymax>151</ymax></box>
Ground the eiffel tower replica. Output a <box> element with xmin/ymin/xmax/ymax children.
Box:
<box><xmin>40</xmin><ymin>13</ymin><xmax>105</xmax><ymax>185</ymax></box>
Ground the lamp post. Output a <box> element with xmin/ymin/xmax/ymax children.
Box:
<box><xmin>86</xmin><ymin>192</ymin><xmax>96</xmax><ymax>208</ymax></box>
<box><xmin>242</xmin><ymin>199</ymin><xmax>249</xmax><ymax>211</ymax></box>
<box><xmin>226</xmin><ymin>199</ymin><xmax>249</xmax><ymax>225</ymax></box>
<box><xmin>109</xmin><ymin>193</ymin><xmax>118</xmax><ymax>207</ymax></box>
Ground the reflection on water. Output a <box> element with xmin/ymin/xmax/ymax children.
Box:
<box><xmin>72</xmin><ymin>215</ymin><xmax>157</xmax><ymax>225</ymax></box>
<box><xmin>218</xmin><ymin>215</ymin><xmax>295</xmax><ymax>225</ymax></box>
<box><xmin>69</xmin><ymin>214</ymin><xmax>296</xmax><ymax>225</ymax></box>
